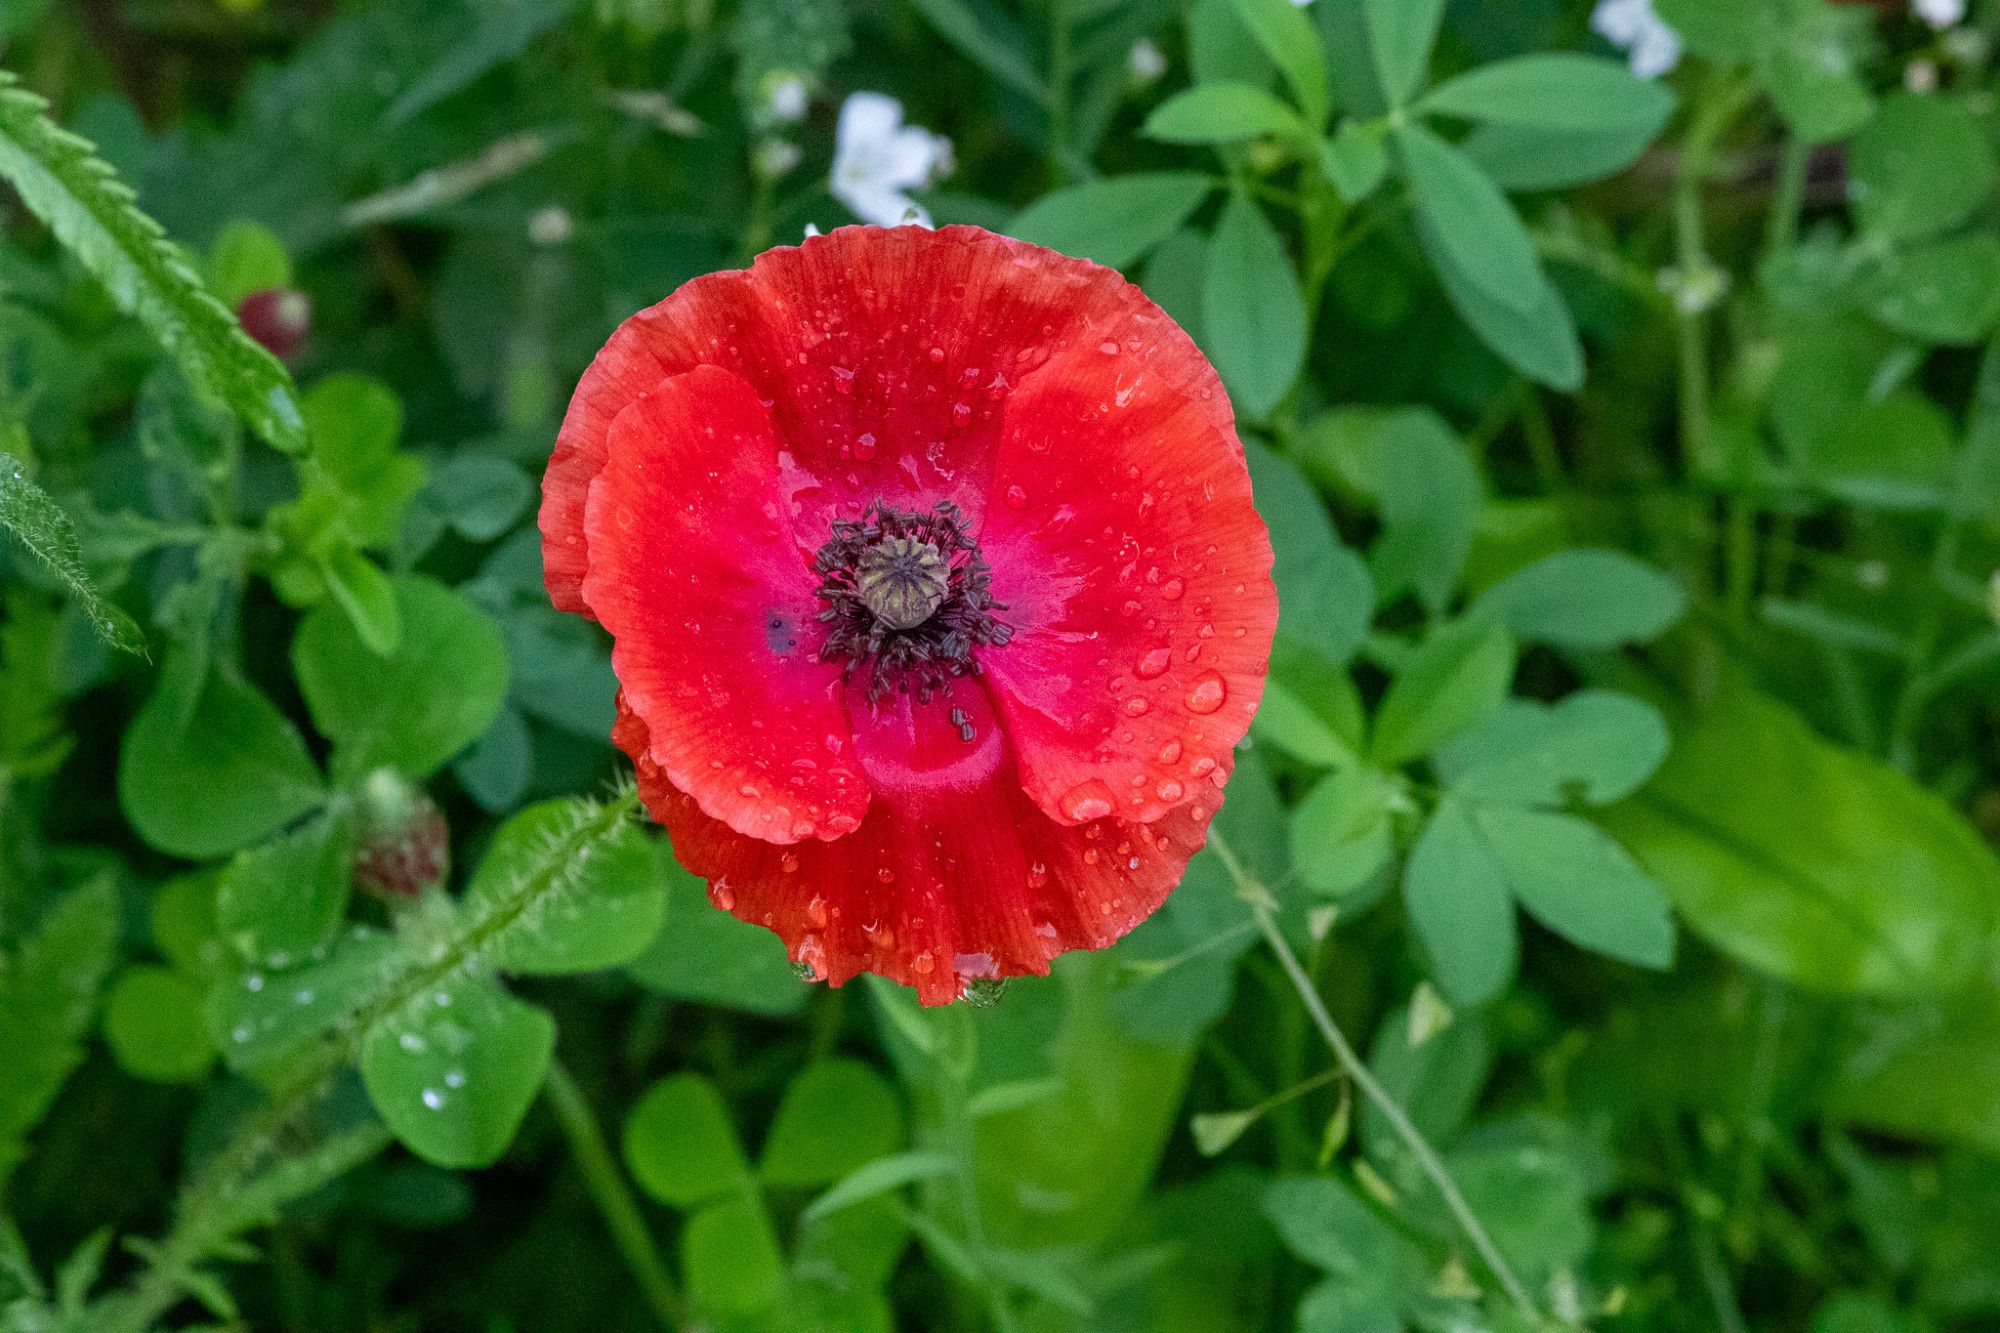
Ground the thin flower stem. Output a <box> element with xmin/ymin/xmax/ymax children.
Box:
<box><xmin>1207</xmin><ymin>831</ymin><xmax>1540</xmax><ymax>1323</ymax></box>
<box><xmin>544</xmin><ymin>1060</ymin><xmax>683</xmax><ymax>1332</ymax></box>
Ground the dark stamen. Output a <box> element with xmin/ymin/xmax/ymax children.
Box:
<box><xmin>814</xmin><ymin>499</ymin><xmax>1012</xmax><ymax>709</ymax></box>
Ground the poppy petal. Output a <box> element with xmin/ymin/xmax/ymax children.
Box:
<box><xmin>582</xmin><ymin>366</ymin><xmax>869</xmax><ymax>844</ymax></box>
<box><xmin>624</xmin><ymin>684</ymin><xmax>1224</xmax><ymax>1005</ymax></box>
<box><xmin>541</xmin><ymin>226</ymin><xmax>1188</xmax><ymax>614</ymax></box>
<box><xmin>978</xmin><ymin>332</ymin><xmax>1277</xmax><ymax>827</ymax></box>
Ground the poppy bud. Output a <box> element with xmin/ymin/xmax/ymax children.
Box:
<box><xmin>353</xmin><ymin>769</ymin><xmax>449</xmax><ymax>900</ymax></box>
<box><xmin>237</xmin><ymin>287</ymin><xmax>311</xmax><ymax>360</ymax></box>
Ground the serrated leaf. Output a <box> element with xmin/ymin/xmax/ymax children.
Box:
<box><xmin>0</xmin><ymin>452</ymin><xmax>143</xmax><ymax>654</ymax></box>
<box><xmin>0</xmin><ymin>71</ymin><xmax>304</xmax><ymax>453</ymax></box>
<box><xmin>0</xmin><ymin>879</ymin><xmax>118</xmax><ymax>1186</ymax></box>
<box><xmin>469</xmin><ymin>799</ymin><xmax>667</xmax><ymax>976</ymax></box>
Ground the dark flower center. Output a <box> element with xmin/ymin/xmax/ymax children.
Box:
<box><xmin>814</xmin><ymin>499</ymin><xmax>1012</xmax><ymax>705</ymax></box>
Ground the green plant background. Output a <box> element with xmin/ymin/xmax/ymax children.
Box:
<box><xmin>3</xmin><ymin>0</ymin><xmax>2000</xmax><ymax>1330</ymax></box>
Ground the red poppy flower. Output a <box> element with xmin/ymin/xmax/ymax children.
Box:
<box><xmin>540</xmin><ymin>224</ymin><xmax>1277</xmax><ymax>1004</ymax></box>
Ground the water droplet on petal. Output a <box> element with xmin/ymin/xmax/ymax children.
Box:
<box><xmin>913</xmin><ymin>951</ymin><xmax>936</xmax><ymax>975</ymax></box>
<box><xmin>1186</xmin><ymin>671</ymin><xmax>1227</xmax><ymax>715</ymax></box>
<box><xmin>1135</xmin><ymin>647</ymin><xmax>1172</xmax><ymax>679</ymax></box>
<box><xmin>1004</xmin><ymin>484</ymin><xmax>1029</xmax><ymax>510</ymax></box>
<box><xmin>1160</xmin><ymin>577</ymin><xmax>1185</xmax><ymax>601</ymax></box>
<box><xmin>854</xmin><ymin>433</ymin><xmax>878</xmax><ymax>460</ymax></box>
<box><xmin>1122</xmin><ymin>696</ymin><xmax>1150</xmax><ymax>717</ymax></box>
<box><xmin>1027</xmin><ymin>861</ymin><xmax>1049</xmax><ymax>888</ymax></box>
<box><xmin>1060</xmin><ymin>780</ymin><xmax>1117</xmax><ymax>822</ymax></box>
<box><xmin>710</xmin><ymin>880</ymin><xmax>736</xmax><ymax>911</ymax></box>
<box><xmin>806</xmin><ymin>895</ymin><xmax>829</xmax><ymax>928</ymax></box>
<box><xmin>1157</xmin><ymin>779</ymin><xmax>1184</xmax><ymax>802</ymax></box>
<box><xmin>1157</xmin><ymin>739</ymin><xmax>1183</xmax><ymax>763</ymax></box>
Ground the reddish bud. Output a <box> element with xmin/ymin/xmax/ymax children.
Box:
<box><xmin>353</xmin><ymin>770</ymin><xmax>449</xmax><ymax>899</ymax></box>
<box><xmin>237</xmin><ymin>287</ymin><xmax>311</xmax><ymax>359</ymax></box>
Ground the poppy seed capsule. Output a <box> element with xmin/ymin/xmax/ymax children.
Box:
<box><xmin>856</xmin><ymin>536</ymin><xmax>948</xmax><ymax>630</ymax></box>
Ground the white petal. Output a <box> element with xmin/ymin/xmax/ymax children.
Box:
<box><xmin>833</xmin><ymin>178</ymin><xmax>925</xmax><ymax>228</ymax></box>
<box><xmin>836</xmin><ymin>93</ymin><xmax>905</xmax><ymax>153</ymax></box>
<box><xmin>1914</xmin><ymin>0</ymin><xmax>1965</xmax><ymax>29</ymax></box>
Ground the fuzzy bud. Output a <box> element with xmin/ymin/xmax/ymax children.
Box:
<box><xmin>353</xmin><ymin>769</ymin><xmax>449</xmax><ymax>899</ymax></box>
<box><xmin>237</xmin><ymin>287</ymin><xmax>311</xmax><ymax>360</ymax></box>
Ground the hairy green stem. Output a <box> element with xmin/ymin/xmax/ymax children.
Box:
<box><xmin>545</xmin><ymin>1060</ymin><xmax>683</xmax><ymax>1331</ymax></box>
<box><xmin>1208</xmin><ymin>832</ymin><xmax>1539</xmax><ymax>1322</ymax></box>
<box><xmin>97</xmin><ymin>786</ymin><xmax>643</xmax><ymax>1332</ymax></box>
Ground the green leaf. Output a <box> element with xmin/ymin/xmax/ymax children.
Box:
<box><xmin>1653</xmin><ymin>0</ymin><xmax>1764</xmax><ymax>62</ymax></box>
<box><xmin>1245</xmin><ymin>442</ymin><xmax>1374</xmax><ymax>664</ymax></box>
<box><xmin>1405</xmin><ymin>800</ymin><xmax>1517</xmax><ymax>1007</ymax></box>
<box><xmin>622</xmin><ymin>1073</ymin><xmax>752</xmax><ymax>1208</ymax></box>
<box><xmin>683</xmin><ymin>1195</ymin><xmax>784</xmax><ymax>1316</ymax></box>
<box><xmin>118</xmin><ymin>653</ymin><xmax>324</xmax><ymax>860</ymax></box>
<box><xmin>1254</xmin><ymin>656</ymin><xmax>1365</xmax><ymax>768</ymax></box>
<box><xmin>1396</xmin><ymin>123</ymin><xmax>1544</xmax><ymax>316</ymax></box>
<box><xmin>1765</xmin><ymin>7</ymin><xmax>1874</xmax><ymax>145</ymax></box>
<box><xmin>1421</xmin><ymin>54</ymin><xmax>1674</xmax><ymax>134</ymax></box>
<box><xmin>1264</xmin><ymin>1175</ymin><xmax>1420</xmax><ymax>1280</ymax></box>
<box><xmin>626</xmin><ymin>856</ymin><xmax>807</xmax><ymax>1016</ymax></box>
<box><xmin>1469</xmin><ymin>548</ymin><xmax>1686</xmax><ymax>649</ymax></box>
<box><xmin>320</xmin><ymin>546</ymin><xmax>401</xmax><ymax>657</ymax></box>
<box><xmin>1011</xmin><ymin>174</ymin><xmax>1213</xmax><ymax>270</ymax></box>
<box><xmin>802</xmin><ymin>1151</ymin><xmax>957</xmax><ymax>1223</ymax></box>
<box><xmin>216</xmin><ymin>806</ymin><xmax>356</xmax><ymax>969</ymax></box>
<box><xmin>102</xmin><ymin>965</ymin><xmax>215</xmax><ymax>1083</ymax></box>
<box><xmin>1359</xmin><ymin>0</ymin><xmax>1447</xmax><ymax>106</ymax></box>
<box><xmin>468</xmin><ymin>799</ymin><xmax>667</xmax><ymax>976</ymax></box>
<box><xmin>1436</xmin><ymin>692</ymin><xmax>1671</xmax><ymax>808</ymax></box>
<box><xmin>1290</xmin><ymin>767</ymin><xmax>1397</xmax><ymax>897</ymax></box>
<box><xmin>1202</xmin><ymin>193</ymin><xmax>1308</xmax><ymax>421</ymax></box>
<box><xmin>1809</xmin><ymin>391</ymin><xmax>1957</xmax><ymax>510</ymax></box>
<box><xmin>302</xmin><ymin>373</ymin><xmax>403</xmax><ymax>485</ymax></box>
<box><xmin>1417</xmin><ymin>210</ymin><xmax>1584</xmax><ymax>390</ymax></box>
<box><xmin>1463</xmin><ymin>119</ymin><xmax>1668</xmax><ymax>191</ymax></box>
<box><xmin>1368</xmin><ymin>409</ymin><xmax>1480</xmax><ymax>611</ymax></box>
<box><xmin>1368</xmin><ymin>617</ymin><xmax>1516</xmax><ymax>768</ymax></box>
<box><xmin>360</xmin><ymin>975</ymin><xmax>555</xmax><ymax>1170</ymax></box>
<box><xmin>0</xmin><ymin>879</ymin><xmax>117</xmax><ymax>1185</ymax></box>
<box><xmin>1476</xmin><ymin>807</ymin><xmax>1675</xmax><ymax>970</ymax></box>
<box><xmin>1319</xmin><ymin>122</ymin><xmax>1389</xmax><ymax>202</ymax></box>
<box><xmin>428</xmin><ymin>454</ymin><xmax>536</xmax><ymax>542</ymax></box>
<box><xmin>0</xmin><ymin>452</ymin><xmax>143</xmax><ymax>654</ymax></box>
<box><xmin>1230</xmin><ymin>0</ymin><xmax>1331</xmax><ymax>128</ymax></box>
<box><xmin>1602</xmin><ymin>679</ymin><xmax>1999</xmax><ymax>996</ymax></box>
<box><xmin>1850</xmin><ymin>92</ymin><xmax>1997</xmax><ymax>242</ymax></box>
<box><xmin>1827</xmin><ymin>992</ymin><xmax>2000</xmax><ymax>1156</ymax></box>
<box><xmin>760</xmin><ymin>1061</ymin><xmax>905</xmax><ymax>1188</ymax></box>
<box><xmin>205</xmin><ymin>219</ymin><xmax>291</xmax><ymax>307</ymax></box>
<box><xmin>209</xmin><ymin>927</ymin><xmax>401</xmax><ymax>1072</ymax></box>
<box><xmin>0</xmin><ymin>71</ymin><xmax>304</xmax><ymax>453</ymax></box>
<box><xmin>293</xmin><ymin>575</ymin><xmax>509</xmax><ymax>780</ymax></box>
<box><xmin>905</xmin><ymin>0</ymin><xmax>1044</xmax><ymax>103</ymax></box>
<box><xmin>1145</xmin><ymin>82</ymin><xmax>1310</xmax><ymax>146</ymax></box>
<box><xmin>1862</xmin><ymin>235</ymin><xmax>2000</xmax><ymax>348</ymax></box>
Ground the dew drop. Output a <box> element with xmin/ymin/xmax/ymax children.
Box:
<box><xmin>1157</xmin><ymin>739</ymin><xmax>1183</xmax><ymax>763</ymax></box>
<box><xmin>928</xmin><ymin>346</ymin><xmax>946</xmax><ymax>363</ymax></box>
<box><xmin>1191</xmin><ymin>756</ymin><xmax>1218</xmax><ymax>778</ymax></box>
<box><xmin>1122</xmin><ymin>695</ymin><xmax>1151</xmax><ymax>717</ymax></box>
<box><xmin>710</xmin><ymin>880</ymin><xmax>736</xmax><ymax>911</ymax></box>
<box><xmin>1160</xmin><ymin>577</ymin><xmax>1185</xmax><ymax>601</ymax></box>
<box><xmin>913</xmin><ymin>951</ymin><xmax>936</xmax><ymax>975</ymax></box>
<box><xmin>421</xmin><ymin>1089</ymin><xmax>445</xmax><ymax>1111</ymax></box>
<box><xmin>1135</xmin><ymin>647</ymin><xmax>1172</xmax><ymax>679</ymax></box>
<box><xmin>1060</xmin><ymin>781</ymin><xmax>1117</xmax><ymax>822</ymax></box>
<box><xmin>780</xmin><ymin>852</ymin><xmax>801</xmax><ymax>874</ymax></box>
<box><xmin>1098</xmin><ymin>339</ymin><xmax>1120</xmax><ymax>355</ymax></box>
<box><xmin>877</xmin><ymin>866</ymin><xmax>896</xmax><ymax>883</ymax></box>
<box><xmin>1027</xmin><ymin>861</ymin><xmax>1049</xmax><ymax>889</ymax></box>
<box><xmin>1186</xmin><ymin>671</ymin><xmax>1227</xmax><ymax>714</ymax></box>
<box><xmin>854</xmin><ymin>432</ymin><xmax>878</xmax><ymax>460</ymax></box>
<box><xmin>1157</xmin><ymin>779</ymin><xmax>1184</xmax><ymax>802</ymax></box>
<box><xmin>806</xmin><ymin>894</ymin><xmax>829</xmax><ymax>928</ymax></box>
<box><xmin>952</xmin><ymin>402</ymin><xmax>971</xmax><ymax>426</ymax></box>
<box><xmin>1004</xmin><ymin>484</ymin><xmax>1029</xmax><ymax>510</ymax></box>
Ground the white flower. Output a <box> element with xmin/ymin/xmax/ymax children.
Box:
<box><xmin>1914</xmin><ymin>0</ymin><xmax>1965</xmax><ymax>30</ymax></box>
<box><xmin>1592</xmin><ymin>0</ymin><xmax>1682</xmax><ymax>80</ymax></box>
<box><xmin>764</xmin><ymin>74</ymin><xmax>809</xmax><ymax>123</ymax></box>
<box><xmin>1128</xmin><ymin>38</ymin><xmax>1167</xmax><ymax>82</ymax></box>
<box><xmin>831</xmin><ymin>93</ymin><xmax>952</xmax><ymax>228</ymax></box>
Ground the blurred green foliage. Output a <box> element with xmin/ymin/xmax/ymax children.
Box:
<box><xmin>3</xmin><ymin>0</ymin><xmax>2000</xmax><ymax>1330</ymax></box>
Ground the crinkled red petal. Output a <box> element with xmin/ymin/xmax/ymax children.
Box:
<box><xmin>541</xmin><ymin>225</ymin><xmax>1212</xmax><ymax>616</ymax></box>
<box><xmin>615</xmin><ymin>683</ymin><xmax>1226</xmax><ymax>1006</ymax></box>
<box><xmin>582</xmin><ymin>365</ymin><xmax>869</xmax><ymax>844</ymax></box>
<box><xmin>977</xmin><ymin>331</ymin><xmax>1277</xmax><ymax>828</ymax></box>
